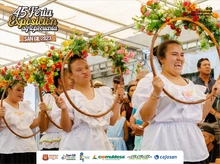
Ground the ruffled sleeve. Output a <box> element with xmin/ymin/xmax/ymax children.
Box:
<box><xmin>96</xmin><ymin>86</ymin><xmax>114</xmax><ymax>123</ymax></box>
<box><xmin>60</xmin><ymin>87</ymin><xmax>114</xmax><ymax>129</ymax></box>
<box><xmin>132</xmin><ymin>74</ymin><xmax>207</xmax><ymax>122</ymax></box>
<box><xmin>97</xmin><ymin>86</ymin><xmax>114</xmax><ymax>110</ymax></box>
<box><xmin>132</xmin><ymin>73</ymin><xmax>154</xmax><ymax>121</ymax></box>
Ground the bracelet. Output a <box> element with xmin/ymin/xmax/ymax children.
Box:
<box><xmin>150</xmin><ymin>93</ymin><xmax>161</xmax><ymax>100</ymax></box>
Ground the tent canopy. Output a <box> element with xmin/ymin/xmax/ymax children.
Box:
<box><xmin>0</xmin><ymin>0</ymin><xmax>220</xmax><ymax>66</ymax></box>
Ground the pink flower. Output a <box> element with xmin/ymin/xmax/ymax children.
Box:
<box><xmin>50</xmin><ymin>46</ymin><xmax>55</xmax><ymax>50</ymax></box>
<box><xmin>125</xmin><ymin>69</ymin><xmax>130</xmax><ymax>75</ymax></box>
<box><xmin>117</xmin><ymin>49</ymin><xmax>124</xmax><ymax>55</ymax></box>
<box><xmin>17</xmin><ymin>62</ymin><xmax>21</xmax><ymax>65</ymax></box>
<box><xmin>123</xmin><ymin>56</ymin><xmax>129</xmax><ymax>63</ymax></box>
<box><xmin>119</xmin><ymin>43</ymin><xmax>124</xmax><ymax>47</ymax></box>
<box><xmin>137</xmin><ymin>62</ymin><xmax>142</xmax><ymax>67</ymax></box>
<box><xmin>145</xmin><ymin>10</ymin><xmax>151</xmax><ymax>17</ymax></box>
<box><xmin>104</xmin><ymin>46</ymin><xmax>108</xmax><ymax>52</ymax></box>
<box><xmin>129</xmin><ymin>52</ymin><xmax>135</xmax><ymax>58</ymax></box>
<box><xmin>216</xmin><ymin>23</ymin><xmax>220</xmax><ymax>28</ymax></box>
<box><xmin>183</xmin><ymin>1</ymin><xmax>188</xmax><ymax>7</ymax></box>
<box><xmin>182</xmin><ymin>90</ymin><xmax>194</xmax><ymax>99</ymax></box>
<box><xmin>153</xmin><ymin>0</ymin><xmax>159</xmax><ymax>3</ymax></box>
<box><xmin>1</xmin><ymin>70</ymin><xmax>6</xmax><ymax>75</ymax></box>
<box><xmin>140</xmin><ymin>26</ymin><xmax>145</xmax><ymax>31</ymax></box>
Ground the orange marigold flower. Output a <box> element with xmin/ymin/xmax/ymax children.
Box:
<box><xmin>190</xmin><ymin>4</ymin><xmax>196</xmax><ymax>11</ymax></box>
<box><xmin>212</xmin><ymin>12</ymin><xmax>219</xmax><ymax>18</ymax></box>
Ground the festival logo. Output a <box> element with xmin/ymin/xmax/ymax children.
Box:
<box><xmin>8</xmin><ymin>6</ymin><xmax>58</xmax><ymax>42</ymax></box>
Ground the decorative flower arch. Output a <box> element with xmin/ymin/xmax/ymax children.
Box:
<box><xmin>133</xmin><ymin>0</ymin><xmax>220</xmax><ymax>104</ymax></box>
<box><xmin>133</xmin><ymin>0</ymin><xmax>220</xmax><ymax>50</ymax></box>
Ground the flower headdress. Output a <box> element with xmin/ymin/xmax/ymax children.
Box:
<box><xmin>133</xmin><ymin>0</ymin><xmax>220</xmax><ymax>50</ymax></box>
<box><xmin>62</xmin><ymin>34</ymin><xmax>89</xmax><ymax>59</ymax></box>
<box><xmin>0</xmin><ymin>61</ymin><xmax>29</xmax><ymax>91</ymax></box>
<box><xmin>28</xmin><ymin>46</ymin><xmax>63</xmax><ymax>92</ymax></box>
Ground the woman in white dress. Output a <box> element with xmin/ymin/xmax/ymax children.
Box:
<box><xmin>54</xmin><ymin>55</ymin><xmax>124</xmax><ymax>150</ymax></box>
<box><xmin>132</xmin><ymin>40</ymin><xmax>220</xmax><ymax>163</ymax></box>
<box><xmin>0</xmin><ymin>82</ymin><xmax>43</xmax><ymax>164</ymax></box>
<box><xmin>38</xmin><ymin>68</ymin><xmax>74</xmax><ymax>150</ymax></box>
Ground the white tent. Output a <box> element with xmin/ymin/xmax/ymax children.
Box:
<box><xmin>0</xmin><ymin>0</ymin><xmax>220</xmax><ymax>66</ymax></box>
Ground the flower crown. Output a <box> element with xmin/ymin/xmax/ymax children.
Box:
<box><xmin>0</xmin><ymin>61</ymin><xmax>29</xmax><ymax>91</ymax></box>
<box><xmin>133</xmin><ymin>0</ymin><xmax>220</xmax><ymax>50</ymax></box>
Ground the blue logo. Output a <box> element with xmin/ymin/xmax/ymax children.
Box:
<box><xmin>80</xmin><ymin>152</ymin><xmax>85</xmax><ymax>162</ymax></box>
<box><xmin>154</xmin><ymin>155</ymin><xmax>159</xmax><ymax>160</ymax></box>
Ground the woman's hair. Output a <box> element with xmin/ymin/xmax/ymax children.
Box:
<box><xmin>153</xmin><ymin>45</ymin><xmax>159</xmax><ymax>57</ymax></box>
<box><xmin>0</xmin><ymin>89</ymin><xmax>7</xmax><ymax>99</ymax></box>
<box><xmin>53</xmin><ymin>68</ymin><xmax>69</xmax><ymax>88</ymax></box>
<box><xmin>127</xmin><ymin>84</ymin><xmax>137</xmax><ymax>101</ymax></box>
<box><xmin>157</xmin><ymin>40</ymin><xmax>181</xmax><ymax>65</ymax></box>
<box><xmin>1</xmin><ymin>82</ymin><xmax>24</xmax><ymax>98</ymax></box>
<box><xmin>68</xmin><ymin>55</ymin><xmax>85</xmax><ymax>74</ymax></box>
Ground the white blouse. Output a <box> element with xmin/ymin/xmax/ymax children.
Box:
<box><xmin>0</xmin><ymin>101</ymin><xmax>37</xmax><ymax>153</ymax></box>
<box><xmin>132</xmin><ymin>73</ymin><xmax>209</xmax><ymax>162</ymax></box>
<box><xmin>59</xmin><ymin>87</ymin><xmax>114</xmax><ymax>150</ymax></box>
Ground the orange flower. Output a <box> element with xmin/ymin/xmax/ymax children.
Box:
<box><xmin>146</xmin><ymin>0</ymin><xmax>153</xmax><ymax>6</ymax></box>
<box><xmin>212</xmin><ymin>12</ymin><xmax>219</xmax><ymax>18</ymax></box>
<box><xmin>190</xmin><ymin>4</ymin><xmax>196</xmax><ymax>11</ymax></box>
<box><xmin>15</xmin><ymin>70</ymin><xmax>19</xmax><ymax>76</ymax></box>
<box><xmin>11</xmin><ymin>70</ymin><xmax>15</xmax><ymax>76</ymax></box>
<box><xmin>146</xmin><ymin>31</ymin><xmax>153</xmax><ymax>36</ymax></box>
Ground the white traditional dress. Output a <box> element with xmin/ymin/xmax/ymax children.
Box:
<box><xmin>59</xmin><ymin>86</ymin><xmax>114</xmax><ymax>150</ymax></box>
<box><xmin>0</xmin><ymin>101</ymin><xmax>37</xmax><ymax>163</ymax></box>
<box><xmin>133</xmin><ymin>73</ymin><xmax>209</xmax><ymax>162</ymax></box>
<box><xmin>39</xmin><ymin>94</ymin><xmax>63</xmax><ymax>150</ymax></box>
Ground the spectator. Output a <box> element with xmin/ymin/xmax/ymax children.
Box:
<box><xmin>194</xmin><ymin>58</ymin><xmax>220</xmax><ymax>144</ymax></box>
<box><xmin>201</xmin><ymin>125</ymin><xmax>220</xmax><ymax>163</ymax></box>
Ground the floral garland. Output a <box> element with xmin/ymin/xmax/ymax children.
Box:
<box><xmin>28</xmin><ymin>46</ymin><xmax>63</xmax><ymax>92</ymax></box>
<box><xmin>133</xmin><ymin>0</ymin><xmax>220</xmax><ymax>50</ymax></box>
<box><xmin>61</xmin><ymin>33</ymin><xmax>135</xmax><ymax>74</ymax></box>
<box><xmin>0</xmin><ymin>61</ymin><xmax>30</xmax><ymax>91</ymax></box>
